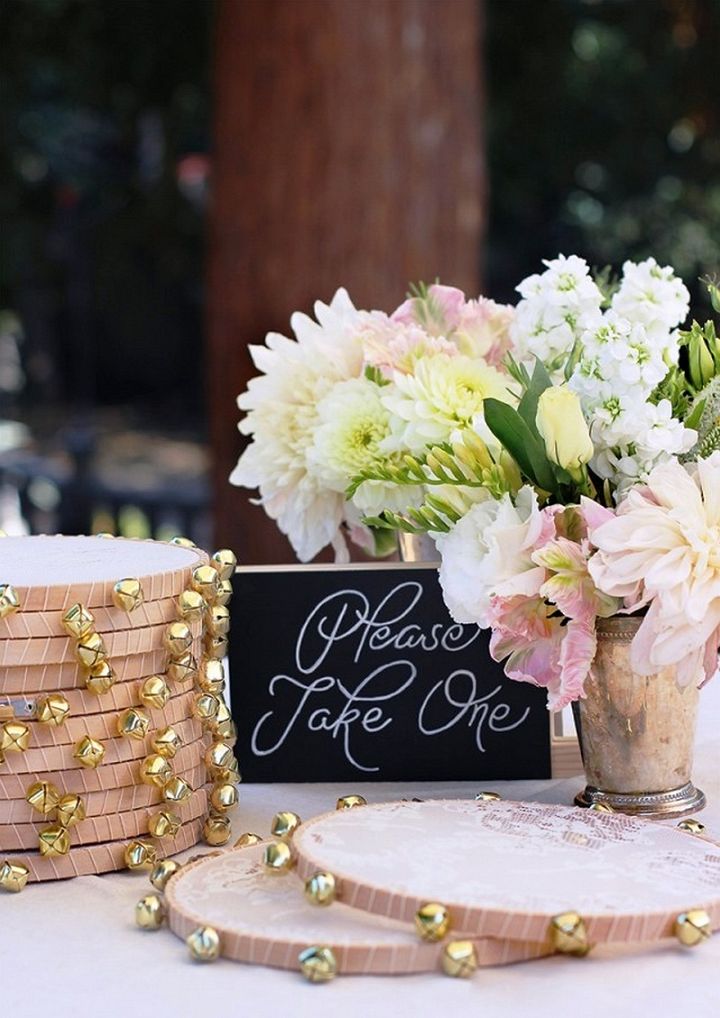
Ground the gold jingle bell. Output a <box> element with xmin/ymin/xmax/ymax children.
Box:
<box><xmin>36</xmin><ymin>694</ymin><xmax>70</xmax><ymax>726</ymax></box>
<box><xmin>86</xmin><ymin>660</ymin><xmax>115</xmax><ymax>696</ymax></box>
<box><xmin>336</xmin><ymin>794</ymin><xmax>367</xmax><ymax>810</ymax></box>
<box><xmin>165</xmin><ymin>620</ymin><xmax>193</xmax><ymax>657</ymax></box>
<box><xmin>203</xmin><ymin>815</ymin><xmax>231</xmax><ymax>846</ymax></box>
<box><xmin>171</xmin><ymin>536</ymin><xmax>196</xmax><ymax>548</ymax></box>
<box><xmin>205</xmin><ymin>744</ymin><xmax>239</xmax><ymax>783</ymax></box>
<box><xmin>234</xmin><ymin>833</ymin><xmax>263</xmax><ymax>848</ymax></box>
<box><xmin>150</xmin><ymin>859</ymin><xmax>181</xmax><ymax>892</ymax></box>
<box><xmin>0</xmin><ymin>860</ymin><xmax>29</xmax><ymax>893</ymax></box>
<box><xmin>191</xmin><ymin>565</ymin><xmax>220</xmax><ymax>604</ymax></box>
<box><xmin>263</xmin><ymin>841</ymin><xmax>294</xmax><ymax>875</ymax></box>
<box><xmin>56</xmin><ymin>794</ymin><xmax>85</xmax><ymax>828</ymax></box>
<box><xmin>124</xmin><ymin>839</ymin><xmax>158</xmax><ymax>871</ymax></box>
<box><xmin>215</xmin><ymin>579</ymin><xmax>233</xmax><ymax>607</ymax></box>
<box><xmin>475</xmin><ymin>791</ymin><xmax>501</xmax><ymax>802</ymax></box>
<box><xmin>38</xmin><ymin>824</ymin><xmax>70</xmax><ymax>857</ymax></box>
<box><xmin>674</xmin><ymin>909</ymin><xmax>712</xmax><ymax>947</ymax></box>
<box><xmin>152</xmin><ymin>726</ymin><xmax>183</xmax><ymax>759</ymax></box>
<box><xmin>210</xmin><ymin>782</ymin><xmax>239</xmax><ymax>813</ymax></box>
<box><xmin>62</xmin><ymin>603</ymin><xmax>95</xmax><ymax>639</ymax></box>
<box><xmin>588</xmin><ymin>802</ymin><xmax>614</xmax><ymax>813</ymax></box>
<box><xmin>135</xmin><ymin>893</ymin><xmax>166</xmax><ymax>930</ymax></box>
<box><xmin>677</xmin><ymin>819</ymin><xmax>706</xmax><ymax>834</ymax></box>
<box><xmin>211</xmin><ymin>548</ymin><xmax>237</xmax><ymax>582</ymax></box>
<box><xmin>187</xmin><ymin>925</ymin><xmax>221</xmax><ymax>963</ymax></box>
<box><xmin>148</xmin><ymin>810</ymin><xmax>182</xmax><ymax>839</ymax></box>
<box><xmin>26</xmin><ymin>780</ymin><xmax>60</xmax><ymax>815</ymax></box>
<box><xmin>166</xmin><ymin>651</ymin><xmax>198</xmax><ymax>684</ymax></box>
<box><xmin>298</xmin><ymin>945</ymin><xmax>337</xmax><ymax>983</ymax></box>
<box><xmin>140</xmin><ymin>674</ymin><xmax>171</xmax><ymax>710</ymax></box>
<box><xmin>1</xmin><ymin>720</ymin><xmax>30</xmax><ymax>753</ymax></box>
<box><xmin>304</xmin><ymin>871</ymin><xmax>336</xmax><ymax>907</ymax></box>
<box><xmin>204</xmin><ymin>634</ymin><xmax>228</xmax><ymax>661</ymax></box>
<box><xmin>550</xmin><ymin>911</ymin><xmax>591</xmax><ymax>956</ymax></box>
<box><xmin>177</xmin><ymin>589</ymin><xmax>205</xmax><ymax>622</ymax></box>
<box><xmin>198</xmin><ymin>659</ymin><xmax>226</xmax><ymax>695</ymax></box>
<box><xmin>271</xmin><ymin>811</ymin><xmax>302</xmax><ymax>841</ymax></box>
<box><xmin>75</xmin><ymin>630</ymin><xmax>107</xmax><ymax>669</ymax></box>
<box><xmin>194</xmin><ymin>692</ymin><xmax>220</xmax><ymax>725</ymax></box>
<box><xmin>0</xmin><ymin>584</ymin><xmax>20</xmax><ymax>619</ymax></box>
<box><xmin>206</xmin><ymin>605</ymin><xmax>231</xmax><ymax>637</ymax></box>
<box><xmin>415</xmin><ymin>903</ymin><xmax>451</xmax><ymax>942</ymax></box>
<box><xmin>112</xmin><ymin>577</ymin><xmax>144</xmax><ymax>612</ymax></box>
<box><xmin>442</xmin><ymin>940</ymin><xmax>478</xmax><ymax>978</ymax></box>
<box><xmin>139</xmin><ymin>754</ymin><xmax>173</xmax><ymax>788</ymax></box>
<box><xmin>117</xmin><ymin>708</ymin><xmax>150</xmax><ymax>741</ymax></box>
<box><xmin>73</xmin><ymin>735</ymin><xmax>105</xmax><ymax>769</ymax></box>
<box><xmin>162</xmin><ymin>776</ymin><xmax>192</xmax><ymax>804</ymax></box>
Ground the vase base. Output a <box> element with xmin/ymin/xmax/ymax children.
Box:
<box><xmin>574</xmin><ymin>781</ymin><xmax>706</xmax><ymax>819</ymax></box>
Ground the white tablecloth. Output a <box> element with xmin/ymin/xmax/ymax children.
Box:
<box><xmin>2</xmin><ymin>681</ymin><xmax>719</xmax><ymax>1018</ymax></box>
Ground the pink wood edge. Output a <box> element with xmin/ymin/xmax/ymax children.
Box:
<box><xmin>1</xmin><ymin>810</ymin><xmax>207</xmax><ymax>882</ymax></box>
<box><xmin>0</xmin><ymin>616</ymin><xmax>203</xmax><ymax>666</ymax></box>
<box><xmin>0</xmin><ymin>784</ymin><xmax>211</xmax><ymax>851</ymax></box>
<box><xmin>293</xmin><ymin>800</ymin><xmax>720</xmax><ymax>948</ymax></box>
<box><xmin>0</xmin><ymin>669</ymin><xmax>198</xmax><ymax>719</ymax></box>
<box><xmin>2</xmin><ymin>537</ymin><xmax>208</xmax><ymax>611</ymax></box>
<box><xmin>0</xmin><ymin>732</ymin><xmax>212</xmax><ymax>798</ymax></box>
<box><xmin>0</xmin><ymin>763</ymin><xmax>208</xmax><ymax>824</ymax></box>
<box><xmin>0</xmin><ymin>596</ymin><xmax>185</xmax><ymax>639</ymax></box>
<box><xmin>2</xmin><ymin>716</ymin><xmax>203</xmax><ymax>775</ymax></box>
<box><xmin>164</xmin><ymin>844</ymin><xmax>550</xmax><ymax>974</ymax></box>
<box><xmin>12</xmin><ymin>683</ymin><xmax>201</xmax><ymax>747</ymax></box>
<box><xmin>1</xmin><ymin>638</ymin><xmax>202</xmax><ymax>693</ymax></box>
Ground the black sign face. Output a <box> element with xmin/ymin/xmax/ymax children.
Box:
<box><xmin>230</xmin><ymin>565</ymin><xmax>551</xmax><ymax>782</ymax></box>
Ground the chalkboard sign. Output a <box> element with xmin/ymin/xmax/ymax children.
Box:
<box><xmin>230</xmin><ymin>564</ymin><xmax>560</xmax><ymax>783</ymax></box>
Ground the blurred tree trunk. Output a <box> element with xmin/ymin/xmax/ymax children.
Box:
<box><xmin>207</xmin><ymin>0</ymin><xmax>486</xmax><ymax>562</ymax></box>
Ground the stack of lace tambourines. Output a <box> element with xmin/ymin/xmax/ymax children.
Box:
<box><xmin>0</xmin><ymin>534</ymin><xmax>239</xmax><ymax>889</ymax></box>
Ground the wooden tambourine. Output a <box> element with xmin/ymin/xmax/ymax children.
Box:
<box><xmin>164</xmin><ymin>842</ymin><xmax>549</xmax><ymax>974</ymax></box>
<box><xmin>1</xmin><ymin>535</ymin><xmax>236</xmax><ymax>883</ymax></box>
<box><xmin>292</xmin><ymin>800</ymin><xmax>720</xmax><ymax>950</ymax></box>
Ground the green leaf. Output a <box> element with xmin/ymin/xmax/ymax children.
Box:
<box><xmin>364</xmin><ymin>365</ymin><xmax>391</xmax><ymax>387</ymax></box>
<box><xmin>483</xmin><ymin>398</ymin><xmax>557</xmax><ymax>492</ymax></box>
<box><xmin>685</xmin><ymin>397</ymin><xmax>706</xmax><ymax>431</ymax></box>
<box><xmin>517</xmin><ymin>358</ymin><xmax>553</xmax><ymax>433</ymax></box>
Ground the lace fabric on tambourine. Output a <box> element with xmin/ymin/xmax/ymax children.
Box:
<box><xmin>294</xmin><ymin>800</ymin><xmax>720</xmax><ymax>915</ymax></box>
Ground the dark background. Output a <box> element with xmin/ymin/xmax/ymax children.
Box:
<box><xmin>1</xmin><ymin>0</ymin><xmax>718</xmax><ymax>553</ymax></box>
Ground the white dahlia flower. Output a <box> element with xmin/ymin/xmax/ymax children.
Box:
<box><xmin>230</xmin><ymin>289</ymin><xmax>364</xmax><ymax>562</ymax></box>
<box><xmin>380</xmin><ymin>353</ymin><xmax>514</xmax><ymax>453</ymax></box>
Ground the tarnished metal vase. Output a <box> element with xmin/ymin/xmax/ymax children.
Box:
<box><xmin>573</xmin><ymin>615</ymin><xmax>706</xmax><ymax>818</ymax></box>
<box><xmin>397</xmin><ymin>532</ymin><xmax>441</xmax><ymax>563</ymax></box>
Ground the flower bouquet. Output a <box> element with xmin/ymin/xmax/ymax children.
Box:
<box><xmin>232</xmin><ymin>257</ymin><xmax>720</xmax><ymax>814</ymax></box>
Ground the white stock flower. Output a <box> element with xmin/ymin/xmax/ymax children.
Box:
<box><xmin>230</xmin><ymin>289</ymin><xmax>364</xmax><ymax>562</ymax></box>
<box><xmin>611</xmin><ymin>257</ymin><xmax>690</xmax><ymax>331</ymax></box>
<box><xmin>511</xmin><ymin>255</ymin><xmax>603</xmax><ymax>368</ymax></box>
<box><xmin>380</xmin><ymin>353</ymin><xmax>513</xmax><ymax>453</ymax></box>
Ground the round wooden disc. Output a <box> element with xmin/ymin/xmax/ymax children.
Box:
<box><xmin>0</xmin><ymin>763</ymin><xmax>208</xmax><ymax>824</ymax></box>
<box><xmin>0</xmin><ymin>644</ymin><xmax>201</xmax><ymax>693</ymax></box>
<box><xmin>0</xmin><ymin>618</ymin><xmax>202</xmax><ymax>667</ymax></box>
<box><xmin>3</xmin><ymin>716</ymin><xmax>203</xmax><ymax>774</ymax></box>
<box><xmin>0</xmin><ymin>535</ymin><xmax>207</xmax><ymax>610</ymax></box>
<box><xmin>0</xmin><ymin>784</ymin><xmax>211</xmax><ymax>851</ymax></box>
<box><xmin>293</xmin><ymin>800</ymin><xmax>720</xmax><ymax>945</ymax></box>
<box><xmin>165</xmin><ymin>844</ymin><xmax>548</xmax><ymax>974</ymax></box>
<box><xmin>1</xmin><ymin>811</ymin><xmax>207</xmax><ymax>882</ymax></box>
<box><xmin>1</xmin><ymin>597</ymin><xmax>182</xmax><ymax>639</ymax></box>
<box><xmin>18</xmin><ymin>685</ymin><xmax>198</xmax><ymax>748</ymax></box>
<box><xmin>0</xmin><ymin>734</ymin><xmax>210</xmax><ymax>797</ymax></box>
